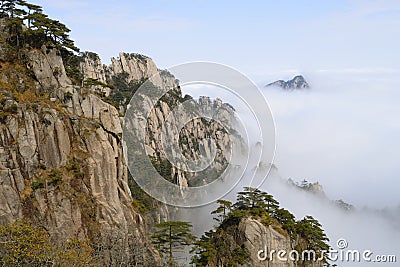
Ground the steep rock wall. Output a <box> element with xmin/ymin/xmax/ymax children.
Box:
<box><xmin>0</xmin><ymin>46</ymin><xmax>162</xmax><ymax>266</ymax></box>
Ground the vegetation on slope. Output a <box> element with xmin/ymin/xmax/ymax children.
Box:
<box><xmin>0</xmin><ymin>220</ymin><xmax>97</xmax><ymax>266</ymax></box>
<box><xmin>192</xmin><ymin>187</ymin><xmax>330</xmax><ymax>266</ymax></box>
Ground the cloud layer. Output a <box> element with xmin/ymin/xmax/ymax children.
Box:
<box><xmin>261</xmin><ymin>72</ymin><xmax>400</xmax><ymax>208</ymax></box>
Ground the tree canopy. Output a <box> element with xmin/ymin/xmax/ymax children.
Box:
<box><xmin>0</xmin><ymin>0</ymin><xmax>79</xmax><ymax>52</ymax></box>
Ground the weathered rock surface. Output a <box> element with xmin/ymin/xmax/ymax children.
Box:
<box><xmin>79</xmin><ymin>51</ymin><xmax>236</xmax><ymax>188</ymax></box>
<box><xmin>235</xmin><ymin>218</ymin><xmax>324</xmax><ymax>267</ymax></box>
<box><xmin>0</xmin><ymin>47</ymin><xmax>162</xmax><ymax>265</ymax></box>
<box><xmin>109</xmin><ymin>53</ymin><xmax>158</xmax><ymax>82</ymax></box>
<box><xmin>79</xmin><ymin>52</ymin><xmax>172</xmax><ymax>88</ymax></box>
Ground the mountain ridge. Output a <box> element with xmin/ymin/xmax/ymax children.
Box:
<box><xmin>266</xmin><ymin>75</ymin><xmax>310</xmax><ymax>89</ymax></box>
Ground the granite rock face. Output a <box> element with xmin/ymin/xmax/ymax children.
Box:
<box><xmin>0</xmin><ymin>47</ymin><xmax>162</xmax><ymax>266</ymax></box>
<box><xmin>109</xmin><ymin>53</ymin><xmax>158</xmax><ymax>82</ymax></box>
<box><xmin>79</xmin><ymin>52</ymin><xmax>171</xmax><ymax>88</ymax></box>
<box><xmin>79</xmin><ymin>52</ymin><xmax>236</xmax><ymax>189</ymax></box>
<box><xmin>234</xmin><ymin>218</ymin><xmax>325</xmax><ymax>267</ymax></box>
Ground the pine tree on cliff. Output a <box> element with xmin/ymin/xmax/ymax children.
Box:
<box><xmin>192</xmin><ymin>188</ymin><xmax>330</xmax><ymax>266</ymax></box>
<box><xmin>0</xmin><ymin>0</ymin><xmax>79</xmax><ymax>52</ymax></box>
<box><xmin>234</xmin><ymin>187</ymin><xmax>279</xmax><ymax>216</ymax></box>
<box><xmin>273</xmin><ymin>208</ymin><xmax>297</xmax><ymax>239</ymax></box>
<box><xmin>296</xmin><ymin>215</ymin><xmax>330</xmax><ymax>252</ymax></box>
<box><xmin>23</xmin><ymin>1</ymin><xmax>41</xmax><ymax>28</ymax></box>
<box><xmin>211</xmin><ymin>199</ymin><xmax>232</xmax><ymax>222</ymax></box>
<box><xmin>1</xmin><ymin>0</ymin><xmax>26</xmax><ymax>49</ymax></box>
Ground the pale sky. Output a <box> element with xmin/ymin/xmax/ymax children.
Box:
<box><xmin>32</xmin><ymin>0</ymin><xmax>400</xmax><ymax>80</ymax></box>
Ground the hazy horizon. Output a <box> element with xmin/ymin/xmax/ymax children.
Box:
<box><xmin>32</xmin><ymin>0</ymin><xmax>400</xmax><ymax>77</ymax></box>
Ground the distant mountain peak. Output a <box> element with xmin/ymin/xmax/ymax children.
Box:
<box><xmin>266</xmin><ymin>75</ymin><xmax>310</xmax><ymax>89</ymax></box>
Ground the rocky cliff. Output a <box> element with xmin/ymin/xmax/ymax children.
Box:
<box><xmin>79</xmin><ymin>52</ymin><xmax>160</xmax><ymax>99</ymax></box>
<box><xmin>79</xmin><ymin>51</ymin><xmax>235</xmax><ymax>189</ymax></box>
<box><xmin>0</xmin><ymin>46</ymin><xmax>163</xmax><ymax>265</ymax></box>
<box><xmin>236</xmin><ymin>218</ymin><xmax>325</xmax><ymax>267</ymax></box>
<box><xmin>0</xmin><ymin>27</ymin><xmax>236</xmax><ymax>265</ymax></box>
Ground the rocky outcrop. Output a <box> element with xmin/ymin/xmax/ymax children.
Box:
<box><xmin>79</xmin><ymin>52</ymin><xmax>110</xmax><ymax>96</ymax></box>
<box><xmin>73</xmin><ymin>52</ymin><xmax>155</xmax><ymax>89</ymax></box>
<box><xmin>238</xmin><ymin>218</ymin><xmax>295</xmax><ymax>267</ymax></box>
<box><xmin>109</xmin><ymin>53</ymin><xmax>158</xmax><ymax>83</ymax></box>
<box><xmin>144</xmin><ymin>95</ymin><xmax>235</xmax><ymax>187</ymax></box>
<box><xmin>79</xmin><ymin>51</ymin><xmax>236</xmax><ymax>188</ymax></box>
<box><xmin>79</xmin><ymin>51</ymin><xmax>178</xmax><ymax>112</ymax></box>
<box><xmin>27</xmin><ymin>48</ymin><xmax>72</xmax><ymax>90</ymax></box>
<box><xmin>80</xmin><ymin>52</ymin><xmax>108</xmax><ymax>84</ymax></box>
<box><xmin>266</xmin><ymin>75</ymin><xmax>310</xmax><ymax>89</ymax></box>
<box><xmin>238</xmin><ymin>218</ymin><xmax>324</xmax><ymax>267</ymax></box>
<box><xmin>79</xmin><ymin>52</ymin><xmax>176</xmax><ymax>89</ymax></box>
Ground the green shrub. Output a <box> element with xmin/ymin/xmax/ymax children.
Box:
<box><xmin>47</xmin><ymin>170</ymin><xmax>63</xmax><ymax>186</ymax></box>
<box><xmin>66</xmin><ymin>160</ymin><xmax>85</xmax><ymax>179</ymax></box>
<box><xmin>0</xmin><ymin>111</ymin><xmax>7</xmax><ymax>122</ymax></box>
<box><xmin>83</xmin><ymin>78</ymin><xmax>113</xmax><ymax>89</ymax></box>
<box><xmin>4</xmin><ymin>104</ymin><xmax>18</xmax><ymax>114</ymax></box>
<box><xmin>31</xmin><ymin>180</ymin><xmax>44</xmax><ymax>190</ymax></box>
<box><xmin>0</xmin><ymin>220</ymin><xmax>97</xmax><ymax>266</ymax></box>
<box><xmin>132</xmin><ymin>199</ymin><xmax>148</xmax><ymax>214</ymax></box>
<box><xmin>61</xmin><ymin>49</ymin><xmax>84</xmax><ymax>85</ymax></box>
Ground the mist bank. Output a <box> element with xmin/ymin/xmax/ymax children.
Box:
<box><xmin>176</xmin><ymin>170</ymin><xmax>400</xmax><ymax>266</ymax></box>
<box><xmin>181</xmin><ymin>71</ymin><xmax>400</xmax><ymax>209</ymax></box>
<box><xmin>177</xmin><ymin>71</ymin><xmax>400</xmax><ymax>265</ymax></box>
<box><xmin>261</xmin><ymin>71</ymin><xmax>400</xmax><ymax>209</ymax></box>
<box><xmin>262</xmin><ymin>173</ymin><xmax>400</xmax><ymax>266</ymax></box>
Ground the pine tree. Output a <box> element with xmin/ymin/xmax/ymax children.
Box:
<box><xmin>234</xmin><ymin>187</ymin><xmax>279</xmax><ymax>216</ymax></box>
<box><xmin>263</xmin><ymin>192</ymin><xmax>279</xmax><ymax>213</ymax></box>
<box><xmin>273</xmin><ymin>208</ymin><xmax>297</xmax><ymax>239</ymax></box>
<box><xmin>296</xmin><ymin>215</ymin><xmax>330</xmax><ymax>251</ymax></box>
<box><xmin>211</xmin><ymin>199</ymin><xmax>232</xmax><ymax>222</ymax></box>
<box><xmin>0</xmin><ymin>0</ymin><xmax>79</xmax><ymax>52</ymax></box>
<box><xmin>234</xmin><ymin>187</ymin><xmax>267</xmax><ymax>215</ymax></box>
<box><xmin>22</xmin><ymin>1</ymin><xmax>41</xmax><ymax>28</ymax></box>
<box><xmin>151</xmin><ymin>221</ymin><xmax>195</xmax><ymax>267</ymax></box>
